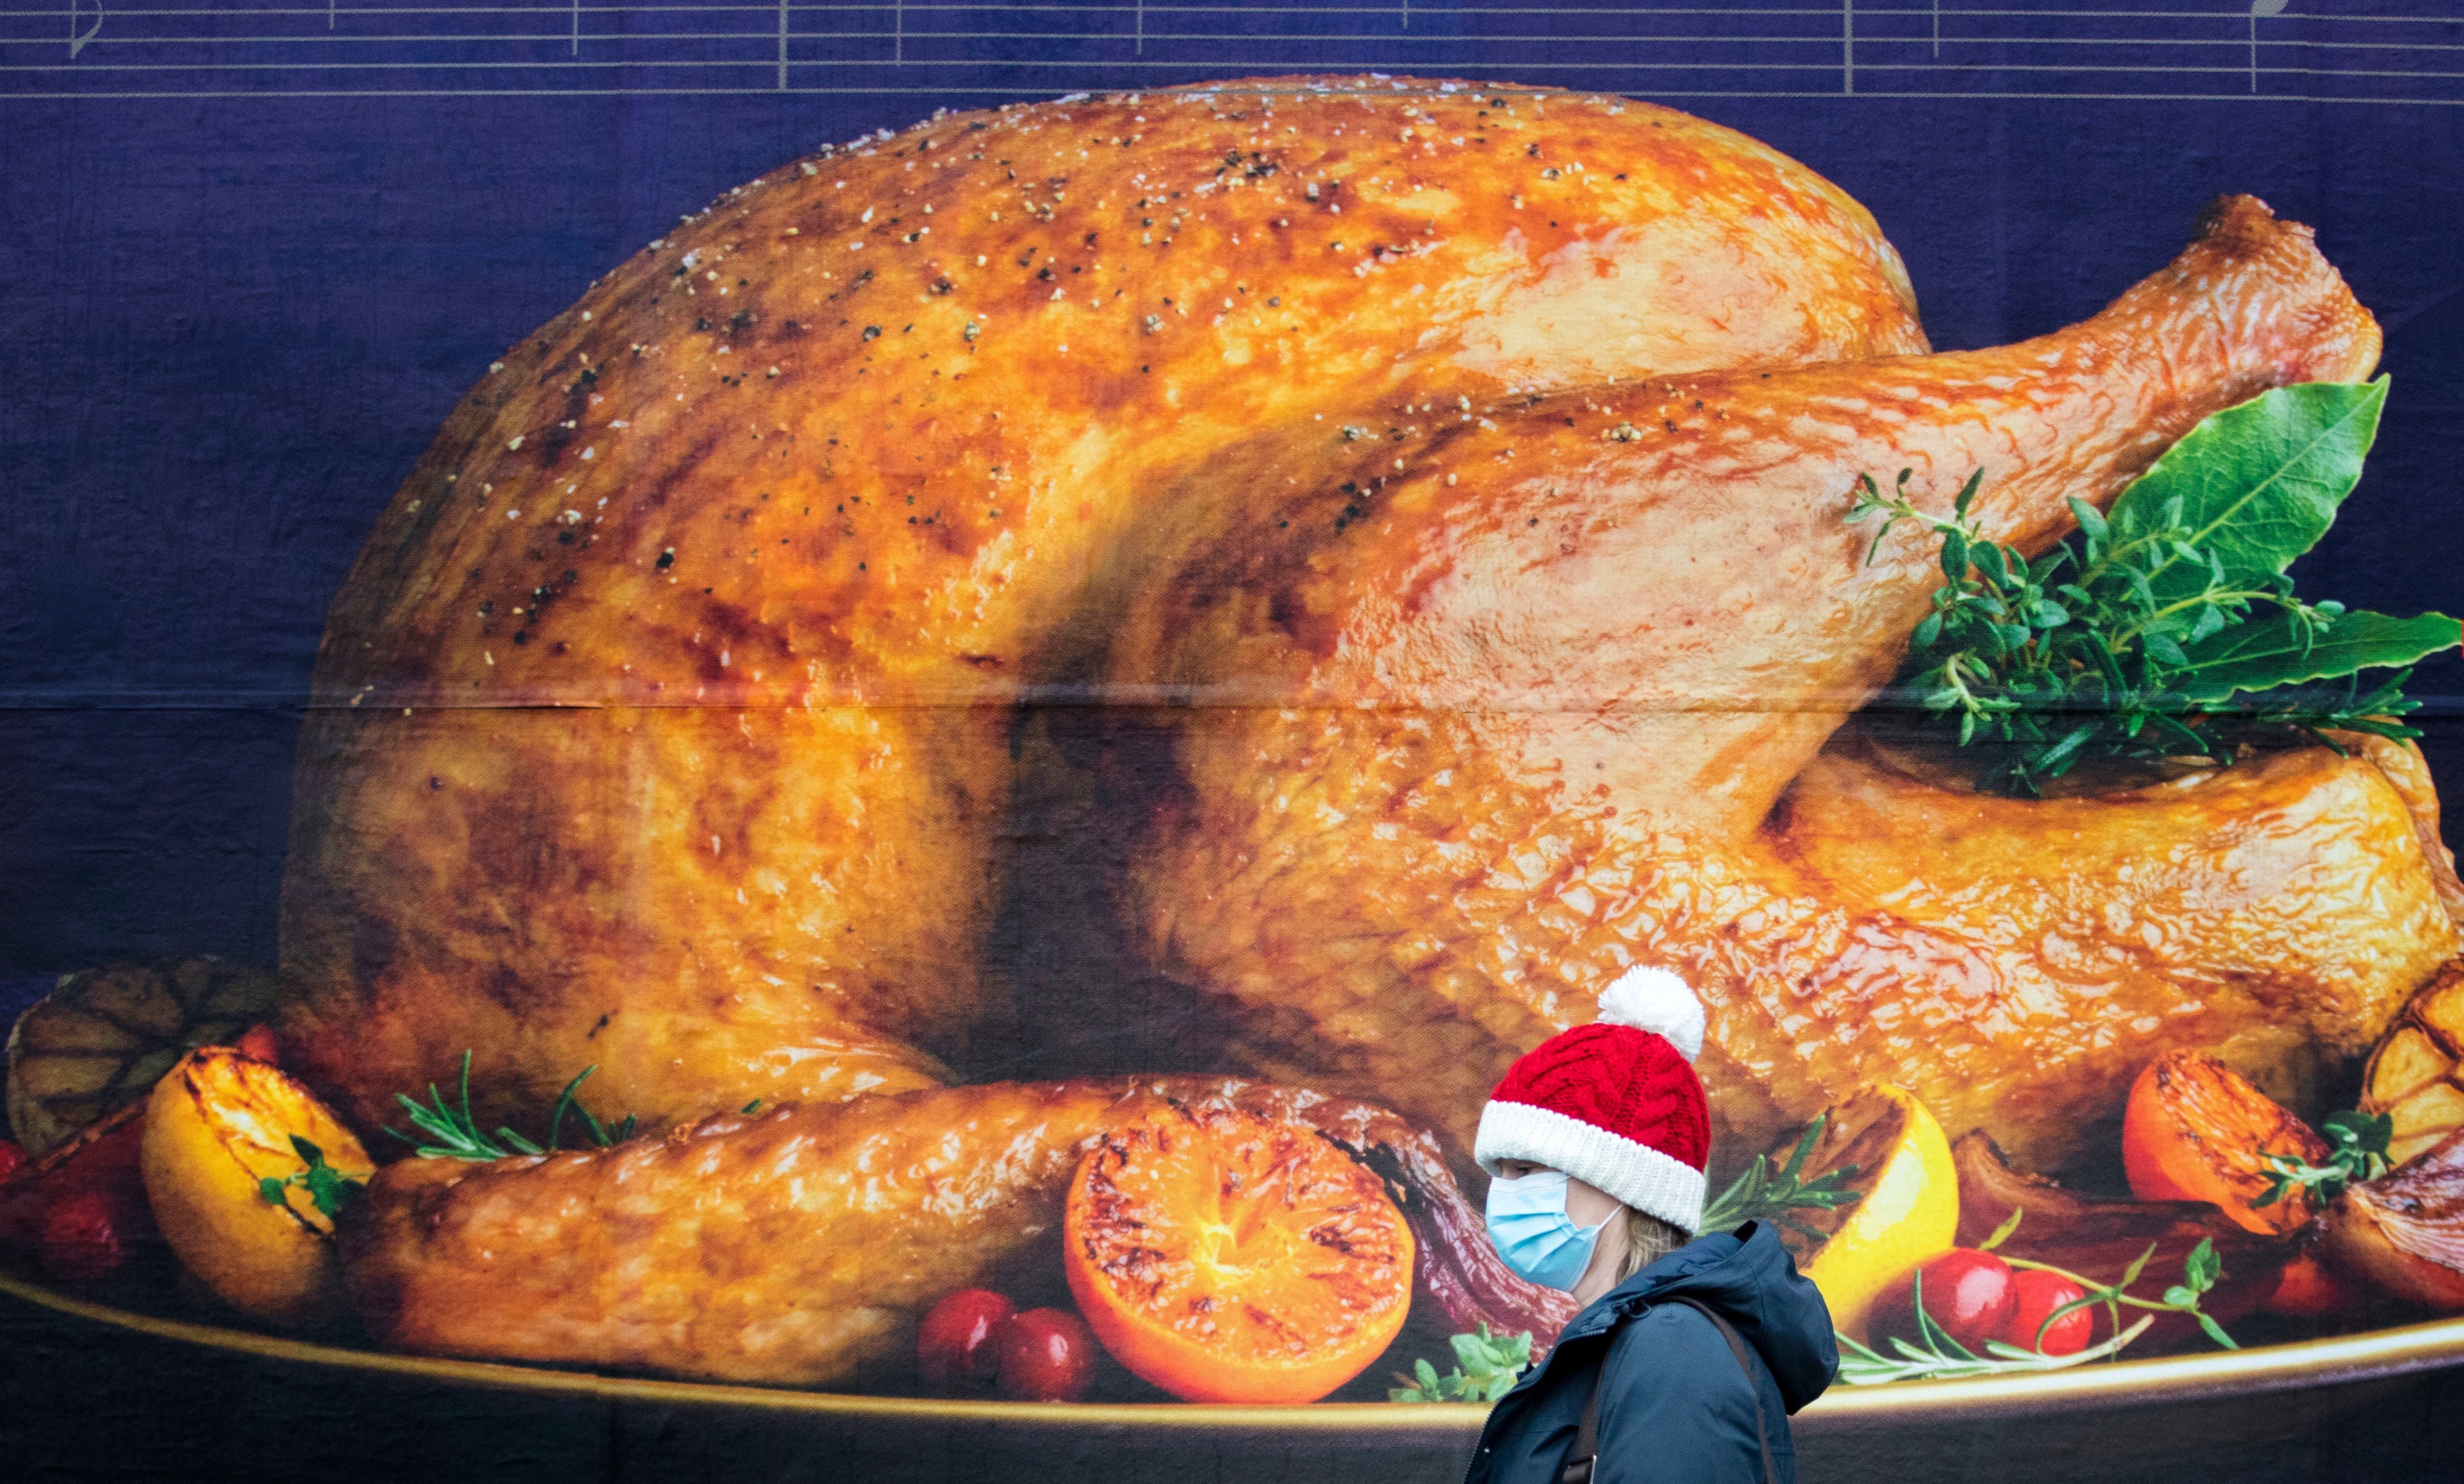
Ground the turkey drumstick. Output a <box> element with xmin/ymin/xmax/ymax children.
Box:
<box><xmin>344</xmin><ymin>1077</ymin><xmax>1576</xmax><ymax>1386</ymax></box>
<box><xmin>1119</xmin><ymin>196</ymin><xmax>2455</xmax><ymax>1172</ymax></box>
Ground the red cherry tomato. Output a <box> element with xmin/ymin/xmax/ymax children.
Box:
<box><xmin>0</xmin><ymin>1109</ymin><xmax>155</xmax><ymax>1271</ymax></box>
<box><xmin>917</xmin><ymin>1287</ymin><xmax>1017</xmax><ymax>1392</ymax></box>
<box><xmin>995</xmin><ymin>1307</ymin><xmax>1097</xmax><ymax>1402</ymax></box>
<box><xmin>38</xmin><ymin>1188</ymin><xmax>132</xmax><ymax>1284</ymax></box>
<box><xmin>234</xmin><ymin>1024</ymin><xmax>282</xmax><ymax>1064</ymax></box>
<box><xmin>1870</xmin><ymin>1249</ymin><xmax>2018</xmax><ymax>1354</ymax></box>
<box><xmin>2003</xmin><ymin>1269</ymin><xmax>2093</xmax><ymax>1356</ymax></box>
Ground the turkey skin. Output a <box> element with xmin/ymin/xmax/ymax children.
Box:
<box><xmin>277</xmin><ymin>77</ymin><xmax>1932</xmax><ymax>1132</ymax></box>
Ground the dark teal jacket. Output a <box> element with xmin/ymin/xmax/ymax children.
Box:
<box><xmin>1463</xmin><ymin>1223</ymin><xmax>1838</xmax><ymax>1484</ymax></box>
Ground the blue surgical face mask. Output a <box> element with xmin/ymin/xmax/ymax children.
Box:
<box><xmin>1484</xmin><ymin>1169</ymin><xmax>1607</xmax><ymax>1291</ymax></box>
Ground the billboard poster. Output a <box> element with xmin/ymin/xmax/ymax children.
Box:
<box><xmin>4</xmin><ymin>3</ymin><xmax>2463</xmax><ymax>1480</ymax></box>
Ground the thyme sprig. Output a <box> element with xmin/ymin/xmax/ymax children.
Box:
<box><xmin>1698</xmin><ymin>1112</ymin><xmax>1863</xmax><ymax>1241</ymax></box>
<box><xmin>1987</xmin><ymin>1212</ymin><xmax>2239</xmax><ymax>1353</ymax></box>
<box><xmin>2255</xmin><ymin>1108</ymin><xmax>2393</xmax><ymax>1210</ymax></box>
<box><xmin>256</xmin><ymin>1135</ymin><xmax>363</xmax><ymax>1221</ymax></box>
<box><xmin>1846</xmin><ymin>380</ymin><xmax>2457</xmax><ymax>796</ymax></box>
<box><xmin>1849</xmin><ymin>470</ymin><xmax>2410</xmax><ymax>796</ymax></box>
<box><xmin>1843</xmin><ymin>1220</ymin><xmax>2239</xmax><ymax>1383</ymax></box>
<box><xmin>386</xmin><ymin>1050</ymin><xmax>639</xmax><ymax>1162</ymax></box>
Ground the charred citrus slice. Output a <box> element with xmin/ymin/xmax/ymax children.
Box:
<box><xmin>1761</xmin><ymin>1084</ymin><xmax>1959</xmax><ymax>1339</ymax></box>
<box><xmin>141</xmin><ymin>1046</ymin><xmax>374</xmax><ymax>1327</ymax></box>
<box><xmin>2122</xmin><ymin>1048</ymin><xmax>2327</xmax><ymax>1234</ymax></box>
<box><xmin>7</xmin><ymin>957</ymin><xmax>278</xmax><ymax>1155</ymax></box>
<box><xmin>2362</xmin><ymin>963</ymin><xmax>2464</xmax><ymax>1168</ymax></box>
<box><xmin>1063</xmin><ymin>1102</ymin><xmax>1413</xmax><ymax>1404</ymax></box>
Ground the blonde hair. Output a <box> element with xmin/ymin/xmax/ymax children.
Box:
<box><xmin>1613</xmin><ymin>1207</ymin><xmax>1687</xmax><ymax>1283</ymax></box>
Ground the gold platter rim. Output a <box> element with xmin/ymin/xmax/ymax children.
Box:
<box><xmin>8</xmin><ymin>1266</ymin><xmax>2464</xmax><ymax>1434</ymax></box>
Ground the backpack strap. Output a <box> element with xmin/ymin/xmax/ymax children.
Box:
<box><xmin>1557</xmin><ymin>1297</ymin><xmax>1777</xmax><ymax>1484</ymax></box>
<box><xmin>1559</xmin><ymin>1361</ymin><xmax>1603</xmax><ymax>1484</ymax></box>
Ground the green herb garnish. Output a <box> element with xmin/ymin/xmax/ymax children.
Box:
<box><xmin>1388</xmin><ymin>1323</ymin><xmax>1533</xmax><ymax>1402</ymax></box>
<box><xmin>1849</xmin><ymin>379</ymin><xmax>2459</xmax><ymax>796</ymax></box>
<box><xmin>1840</xmin><ymin>1226</ymin><xmax>2238</xmax><ymax>1384</ymax></box>
<box><xmin>1836</xmin><ymin>1266</ymin><xmax>2154</xmax><ymax>1385</ymax></box>
<box><xmin>1698</xmin><ymin>1112</ymin><xmax>1862</xmax><ymax>1240</ymax></box>
<box><xmin>2255</xmin><ymin>1108</ymin><xmax>2393</xmax><ymax>1209</ymax></box>
<box><xmin>385</xmin><ymin>1050</ymin><xmax>638</xmax><ymax>1162</ymax></box>
<box><xmin>257</xmin><ymin>1134</ymin><xmax>364</xmax><ymax>1221</ymax></box>
<box><xmin>2004</xmin><ymin>1216</ymin><xmax>2238</xmax><ymax>1354</ymax></box>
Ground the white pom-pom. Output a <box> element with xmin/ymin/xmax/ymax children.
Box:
<box><xmin>1596</xmin><ymin>966</ymin><xmax>1705</xmax><ymax>1062</ymax></box>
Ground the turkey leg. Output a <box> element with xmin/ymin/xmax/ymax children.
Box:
<box><xmin>1119</xmin><ymin>197</ymin><xmax>2453</xmax><ymax>1173</ymax></box>
<box><xmin>344</xmin><ymin>1076</ymin><xmax>1574</xmax><ymax>1385</ymax></box>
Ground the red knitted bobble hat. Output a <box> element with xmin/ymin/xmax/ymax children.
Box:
<box><xmin>1473</xmin><ymin>967</ymin><xmax>1711</xmax><ymax>1234</ymax></box>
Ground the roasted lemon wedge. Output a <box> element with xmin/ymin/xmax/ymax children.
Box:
<box><xmin>140</xmin><ymin>1046</ymin><xmax>374</xmax><ymax>1328</ymax></box>
<box><xmin>1733</xmin><ymin>1084</ymin><xmax>1959</xmax><ymax>1338</ymax></box>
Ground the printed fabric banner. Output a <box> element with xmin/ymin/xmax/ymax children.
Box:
<box><xmin>4</xmin><ymin>3</ymin><xmax>2463</xmax><ymax>1480</ymax></box>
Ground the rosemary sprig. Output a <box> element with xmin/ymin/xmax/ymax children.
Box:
<box><xmin>1697</xmin><ymin>1112</ymin><xmax>1862</xmax><ymax>1241</ymax></box>
<box><xmin>2255</xmin><ymin>1108</ymin><xmax>2393</xmax><ymax>1210</ymax></box>
<box><xmin>545</xmin><ymin>1063</ymin><xmax>639</xmax><ymax>1150</ymax></box>
<box><xmin>1837</xmin><ymin>1267</ymin><xmax>2154</xmax><ymax>1385</ymax></box>
<box><xmin>385</xmin><ymin>1050</ymin><xmax>637</xmax><ymax>1162</ymax></box>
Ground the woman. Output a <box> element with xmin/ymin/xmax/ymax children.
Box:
<box><xmin>1464</xmin><ymin>969</ymin><xmax>1838</xmax><ymax>1484</ymax></box>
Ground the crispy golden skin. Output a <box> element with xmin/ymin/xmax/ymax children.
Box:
<box><xmin>277</xmin><ymin>78</ymin><xmax>1933</xmax><ymax>1131</ymax></box>
<box><xmin>341</xmin><ymin>1078</ymin><xmax>1575</xmax><ymax>1385</ymax></box>
<box><xmin>1761</xmin><ymin>735</ymin><xmax>2458</xmax><ymax>1162</ymax></box>
<box><xmin>1117</xmin><ymin>196</ymin><xmax>2454</xmax><ymax>1174</ymax></box>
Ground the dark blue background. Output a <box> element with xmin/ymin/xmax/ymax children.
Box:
<box><xmin>2</xmin><ymin>82</ymin><xmax>2460</xmax><ymax>979</ymax></box>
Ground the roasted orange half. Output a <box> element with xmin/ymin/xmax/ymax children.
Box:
<box><xmin>1063</xmin><ymin>1102</ymin><xmax>1413</xmax><ymax>1404</ymax></box>
<box><xmin>2122</xmin><ymin>1049</ymin><xmax>2327</xmax><ymax>1235</ymax></box>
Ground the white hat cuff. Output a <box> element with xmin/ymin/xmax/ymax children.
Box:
<box><xmin>1473</xmin><ymin>1099</ymin><xmax>1707</xmax><ymax>1235</ymax></box>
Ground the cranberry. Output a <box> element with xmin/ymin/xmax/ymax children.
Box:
<box><xmin>1870</xmin><ymin>1249</ymin><xmax>2018</xmax><ymax>1354</ymax></box>
<box><xmin>235</xmin><ymin>1024</ymin><xmax>282</xmax><ymax>1064</ymax></box>
<box><xmin>917</xmin><ymin>1287</ymin><xmax>1017</xmax><ymax>1392</ymax></box>
<box><xmin>995</xmin><ymin>1307</ymin><xmax>1096</xmax><ymax>1402</ymax></box>
<box><xmin>0</xmin><ymin>1140</ymin><xmax>25</xmax><ymax>1185</ymax></box>
<box><xmin>2264</xmin><ymin>1252</ymin><xmax>2362</xmax><ymax>1318</ymax></box>
<box><xmin>2003</xmin><ymin>1269</ymin><xmax>2093</xmax><ymax>1356</ymax></box>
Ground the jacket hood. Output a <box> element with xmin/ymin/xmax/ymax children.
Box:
<box><xmin>1573</xmin><ymin>1220</ymin><xmax>1839</xmax><ymax>1413</ymax></box>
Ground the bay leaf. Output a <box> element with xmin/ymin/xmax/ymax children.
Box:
<box><xmin>2168</xmin><ymin>607</ymin><xmax>2460</xmax><ymax>702</ymax></box>
<box><xmin>2108</xmin><ymin>378</ymin><xmax>2387</xmax><ymax>606</ymax></box>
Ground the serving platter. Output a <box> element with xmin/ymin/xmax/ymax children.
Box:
<box><xmin>8</xmin><ymin>1263</ymin><xmax>2463</xmax><ymax>1434</ymax></box>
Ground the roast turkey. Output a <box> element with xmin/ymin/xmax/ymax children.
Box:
<box><xmin>278</xmin><ymin>77</ymin><xmax>2458</xmax><ymax>1186</ymax></box>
